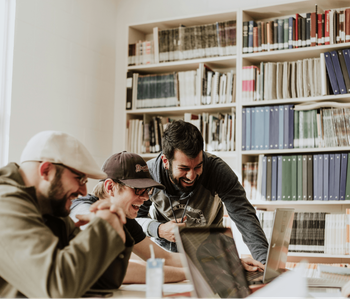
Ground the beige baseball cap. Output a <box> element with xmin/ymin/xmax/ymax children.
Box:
<box><xmin>20</xmin><ymin>131</ymin><xmax>106</xmax><ymax>179</ymax></box>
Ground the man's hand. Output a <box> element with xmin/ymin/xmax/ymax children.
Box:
<box><xmin>76</xmin><ymin>200</ymin><xmax>127</xmax><ymax>242</ymax></box>
<box><xmin>241</xmin><ymin>257</ymin><xmax>265</xmax><ymax>272</ymax></box>
<box><xmin>95</xmin><ymin>208</ymin><xmax>126</xmax><ymax>242</ymax></box>
<box><xmin>158</xmin><ymin>217</ymin><xmax>186</xmax><ymax>242</ymax></box>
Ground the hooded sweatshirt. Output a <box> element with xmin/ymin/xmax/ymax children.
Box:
<box><xmin>136</xmin><ymin>152</ymin><xmax>268</xmax><ymax>263</ymax></box>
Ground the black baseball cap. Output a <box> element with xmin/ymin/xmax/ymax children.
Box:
<box><xmin>101</xmin><ymin>151</ymin><xmax>164</xmax><ymax>189</ymax></box>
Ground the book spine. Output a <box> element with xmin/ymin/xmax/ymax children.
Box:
<box><xmin>307</xmin><ymin>154</ymin><xmax>313</xmax><ymax>200</ymax></box>
<box><xmin>306</xmin><ymin>13</ymin><xmax>311</xmax><ymax>47</ymax></box>
<box><xmin>278</xmin><ymin>19</ymin><xmax>284</xmax><ymax>50</ymax></box>
<box><xmin>243</xmin><ymin>21</ymin><xmax>249</xmax><ymax>54</ymax></box>
<box><xmin>126</xmin><ymin>71</ymin><xmax>133</xmax><ymax>110</ymax></box>
<box><xmin>346</xmin><ymin>9</ymin><xmax>350</xmax><ymax>42</ymax></box>
<box><xmin>248</xmin><ymin>21</ymin><xmax>255</xmax><ymax>53</ymax></box>
<box><xmin>325</xmin><ymin>10</ymin><xmax>330</xmax><ymax>45</ymax></box>
<box><xmin>318</xmin><ymin>154</ymin><xmax>324</xmax><ymax>200</ymax></box>
<box><xmin>340</xmin><ymin>153</ymin><xmax>348</xmax><ymax>200</ymax></box>
<box><xmin>288</xmin><ymin>17</ymin><xmax>294</xmax><ymax>49</ymax></box>
<box><xmin>283</xmin><ymin>18</ymin><xmax>289</xmax><ymax>49</ymax></box>
<box><xmin>311</xmin><ymin>12</ymin><xmax>317</xmax><ymax>46</ymax></box>
<box><xmin>273</xmin><ymin>20</ymin><xmax>278</xmax><ymax>50</ymax></box>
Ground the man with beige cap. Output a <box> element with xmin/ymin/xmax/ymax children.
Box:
<box><xmin>0</xmin><ymin>131</ymin><xmax>131</xmax><ymax>298</ymax></box>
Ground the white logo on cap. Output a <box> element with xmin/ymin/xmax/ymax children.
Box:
<box><xmin>135</xmin><ymin>164</ymin><xmax>149</xmax><ymax>173</ymax></box>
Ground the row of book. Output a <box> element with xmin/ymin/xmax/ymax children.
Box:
<box><xmin>185</xmin><ymin>112</ymin><xmax>235</xmax><ymax>152</ymax></box>
<box><xmin>126</xmin><ymin>112</ymin><xmax>236</xmax><ymax>154</ymax></box>
<box><xmin>128</xmin><ymin>21</ymin><xmax>237</xmax><ymax>66</ymax></box>
<box><xmin>128</xmin><ymin>40</ymin><xmax>154</xmax><ymax>66</ymax></box>
<box><xmin>252</xmin><ymin>152</ymin><xmax>350</xmax><ymax>202</ymax></box>
<box><xmin>126</xmin><ymin>65</ymin><xmax>236</xmax><ymax>110</ymax></box>
<box><xmin>257</xmin><ymin>210</ymin><xmax>350</xmax><ymax>255</ymax></box>
<box><xmin>242</xmin><ymin>58</ymin><xmax>323</xmax><ymax>102</ymax></box>
<box><xmin>257</xmin><ymin>211</ymin><xmax>327</xmax><ymax>253</ymax></box>
<box><xmin>243</xmin><ymin>7</ymin><xmax>350</xmax><ymax>54</ymax></box>
<box><xmin>242</xmin><ymin>105</ymin><xmax>350</xmax><ymax>151</ymax></box>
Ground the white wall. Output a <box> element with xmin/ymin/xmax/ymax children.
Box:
<box><xmin>10</xmin><ymin>0</ymin><xmax>118</xmax><ymax>190</ymax></box>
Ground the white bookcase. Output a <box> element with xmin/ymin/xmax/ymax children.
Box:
<box><xmin>125</xmin><ymin>0</ymin><xmax>350</xmax><ymax>263</ymax></box>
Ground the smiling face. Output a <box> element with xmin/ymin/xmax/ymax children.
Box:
<box><xmin>109</xmin><ymin>182</ymin><xmax>149</xmax><ymax>219</ymax></box>
<box><xmin>163</xmin><ymin>149</ymin><xmax>203</xmax><ymax>193</ymax></box>
<box><xmin>48</xmin><ymin>164</ymin><xmax>87</xmax><ymax>217</ymax></box>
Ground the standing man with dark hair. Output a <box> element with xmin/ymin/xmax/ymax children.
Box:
<box><xmin>137</xmin><ymin>120</ymin><xmax>269</xmax><ymax>265</ymax></box>
<box><xmin>0</xmin><ymin>131</ymin><xmax>132</xmax><ymax>298</ymax></box>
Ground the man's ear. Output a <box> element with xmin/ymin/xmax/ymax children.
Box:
<box><xmin>38</xmin><ymin>162</ymin><xmax>54</xmax><ymax>181</ymax></box>
<box><xmin>104</xmin><ymin>179</ymin><xmax>115</xmax><ymax>196</ymax></box>
<box><xmin>161</xmin><ymin>154</ymin><xmax>169</xmax><ymax>170</ymax></box>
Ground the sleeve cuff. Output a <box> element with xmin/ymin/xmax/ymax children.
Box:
<box><xmin>148</xmin><ymin>221</ymin><xmax>162</xmax><ymax>238</ymax></box>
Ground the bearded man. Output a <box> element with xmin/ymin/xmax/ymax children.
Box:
<box><xmin>136</xmin><ymin>120</ymin><xmax>269</xmax><ymax>265</ymax></box>
<box><xmin>0</xmin><ymin>131</ymin><xmax>130</xmax><ymax>298</ymax></box>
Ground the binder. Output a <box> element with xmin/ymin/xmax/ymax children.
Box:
<box><xmin>324</xmin><ymin>52</ymin><xmax>340</xmax><ymax>95</ymax></box>
<box><xmin>242</xmin><ymin>108</ymin><xmax>246</xmax><ymax>150</ymax></box>
<box><xmin>318</xmin><ymin>154</ymin><xmax>324</xmax><ymax>200</ymax></box>
<box><xmin>334</xmin><ymin>153</ymin><xmax>341</xmax><ymax>200</ymax></box>
<box><xmin>337</xmin><ymin>50</ymin><xmax>350</xmax><ymax>93</ymax></box>
<box><xmin>261</xmin><ymin>156</ymin><xmax>267</xmax><ymax>200</ymax></box>
<box><xmin>340</xmin><ymin>153</ymin><xmax>348</xmax><ymax>200</ymax></box>
<box><xmin>330</xmin><ymin>50</ymin><xmax>347</xmax><ymax>94</ymax></box>
<box><xmin>271</xmin><ymin>156</ymin><xmax>278</xmax><ymax>201</ymax></box>
<box><xmin>324</xmin><ymin>153</ymin><xmax>329</xmax><ymax>200</ymax></box>
<box><xmin>264</xmin><ymin>106</ymin><xmax>270</xmax><ymax>150</ymax></box>
<box><xmin>277</xmin><ymin>156</ymin><xmax>283</xmax><ymax>200</ymax></box>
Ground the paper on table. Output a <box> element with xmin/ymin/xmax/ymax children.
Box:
<box><xmin>248</xmin><ymin>261</ymin><xmax>308</xmax><ymax>298</ymax></box>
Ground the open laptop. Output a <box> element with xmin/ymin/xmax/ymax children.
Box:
<box><xmin>174</xmin><ymin>208</ymin><xmax>295</xmax><ymax>298</ymax></box>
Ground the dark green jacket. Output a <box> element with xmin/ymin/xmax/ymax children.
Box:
<box><xmin>0</xmin><ymin>163</ymin><xmax>133</xmax><ymax>298</ymax></box>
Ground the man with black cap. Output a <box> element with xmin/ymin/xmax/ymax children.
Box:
<box><xmin>70</xmin><ymin>151</ymin><xmax>186</xmax><ymax>283</ymax></box>
<box><xmin>0</xmin><ymin>131</ymin><xmax>132</xmax><ymax>298</ymax></box>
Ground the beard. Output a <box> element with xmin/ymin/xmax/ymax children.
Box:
<box><xmin>48</xmin><ymin>166</ymin><xmax>70</xmax><ymax>217</ymax></box>
<box><xmin>168</xmin><ymin>162</ymin><xmax>199</xmax><ymax>193</ymax></box>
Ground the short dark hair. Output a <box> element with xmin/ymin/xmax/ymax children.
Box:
<box><xmin>162</xmin><ymin>120</ymin><xmax>203</xmax><ymax>161</ymax></box>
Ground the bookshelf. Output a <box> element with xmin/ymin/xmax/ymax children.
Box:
<box><xmin>125</xmin><ymin>0</ymin><xmax>350</xmax><ymax>263</ymax></box>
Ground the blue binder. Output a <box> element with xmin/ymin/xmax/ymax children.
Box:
<box><xmin>323</xmin><ymin>154</ymin><xmax>329</xmax><ymax>201</ymax></box>
<box><xmin>261</xmin><ymin>156</ymin><xmax>267</xmax><ymax>200</ymax></box>
<box><xmin>340</xmin><ymin>153</ymin><xmax>348</xmax><ymax>200</ymax></box>
<box><xmin>255</xmin><ymin>107</ymin><xmax>265</xmax><ymax>150</ymax></box>
<box><xmin>264</xmin><ymin>106</ymin><xmax>270</xmax><ymax>150</ymax></box>
<box><xmin>324</xmin><ymin>52</ymin><xmax>340</xmax><ymax>95</ymax></box>
<box><xmin>245</xmin><ymin>107</ymin><xmax>251</xmax><ymax>150</ymax></box>
<box><xmin>278</xmin><ymin>105</ymin><xmax>284</xmax><ymax>149</ymax></box>
<box><xmin>330</xmin><ymin>50</ymin><xmax>347</xmax><ymax>94</ymax></box>
<box><xmin>313</xmin><ymin>154</ymin><xmax>318</xmax><ymax>200</ymax></box>
<box><xmin>242</xmin><ymin>108</ymin><xmax>246</xmax><ymax>151</ymax></box>
<box><xmin>334</xmin><ymin>153</ymin><xmax>341</xmax><ymax>200</ymax></box>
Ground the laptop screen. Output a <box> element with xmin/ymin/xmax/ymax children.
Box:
<box><xmin>263</xmin><ymin>208</ymin><xmax>294</xmax><ymax>282</ymax></box>
<box><xmin>175</xmin><ymin>227</ymin><xmax>251</xmax><ymax>298</ymax></box>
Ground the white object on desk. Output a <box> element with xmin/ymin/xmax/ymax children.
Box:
<box><xmin>146</xmin><ymin>244</ymin><xmax>164</xmax><ymax>299</ymax></box>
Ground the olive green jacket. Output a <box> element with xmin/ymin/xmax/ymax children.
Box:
<box><xmin>0</xmin><ymin>163</ymin><xmax>133</xmax><ymax>298</ymax></box>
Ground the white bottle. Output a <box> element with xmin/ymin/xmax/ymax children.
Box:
<box><xmin>146</xmin><ymin>244</ymin><xmax>164</xmax><ymax>299</ymax></box>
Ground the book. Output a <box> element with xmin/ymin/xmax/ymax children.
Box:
<box><xmin>282</xmin><ymin>155</ymin><xmax>292</xmax><ymax>200</ymax></box>
<box><xmin>277</xmin><ymin>155</ymin><xmax>283</xmax><ymax>200</ymax></box>
<box><xmin>269</xmin><ymin>106</ymin><xmax>278</xmax><ymax>149</ymax></box>
<box><xmin>334</xmin><ymin>153</ymin><xmax>341</xmax><ymax>200</ymax></box>
<box><xmin>330</xmin><ymin>50</ymin><xmax>347</xmax><ymax>94</ymax></box>
<box><xmin>248</xmin><ymin>21</ymin><xmax>257</xmax><ymax>53</ymax></box>
<box><xmin>264</xmin><ymin>106</ymin><xmax>270</xmax><ymax>150</ymax></box>
<box><xmin>126</xmin><ymin>71</ymin><xmax>133</xmax><ymax>110</ymax></box>
<box><xmin>266</xmin><ymin>156</ymin><xmax>272</xmax><ymax>201</ymax></box>
<box><xmin>291</xmin><ymin>155</ymin><xmax>297</xmax><ymax>200</ymax></box>
<box><xmin>313</xmin><ymin>154</ymin><xmax>318</xmax><ymax>200</ymax></box>
<box><xmin>297</xmin><ymin>155</ymin><xmax>303</xmax><ymax>200</ymax></box>
<box><xmin>242</xmin><ymin>108</ymin><xmax>246</xmax><ymax>151</ymax></box>
<box><xmin>243</xmin><ymin>21</ymin><xmax>249</xmax><ymax>54</ymax></box>
<box><xmin>340</xmin><ymin>153</ymin><xmax>348</xmax><ymax>200</ymax></box>
<box><xmin>271</xmin><ymin>156</ymin><xmax>278</xmax><ymax>201</ymax></box>
<box><xmin>245</xmin><ymin>107</ymin><xmax>251</xmax><ymax>150</ymax></box>
<box><xmin>307</xmin><ymin>154</ymin><xmax>313</xmax><ymax>200</ymax></box>
<box><xmin>261</xmin><ymin>156</ymin><xmax>267</xmax><ymax>200</ymax></box>
<box><xmin>318</xmin><ymin>154</ymin><xmax>324</xmax><ymax>200</ymax></box>
<box><xmin>302</xmin><ymin>155</ymin><xmax>308</xmax><ymax>200</ymax></box>
<box><xmin>324</xmin><ymin>51</ymin><xmax>340</xmax><ymax>95</ymax></box>
<box><xmin>324</xmin><ymin>153</ymin><xmax>329</xmax><ymax>200</ymax></box>
<box><xmin>329</xmin><ymin>154</ymin><xmax>335</xmax><ymax>200</ymax></box>
<box><xmin>288</xmin><ymin>17</ymin><xmax>295</xmax><ymax>49</ymax></box>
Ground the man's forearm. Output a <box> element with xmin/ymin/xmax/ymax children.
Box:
<box><xmin>123</xmin><ymin>260</ymin><xmax>186</xmax><ymax>284</ymax></box>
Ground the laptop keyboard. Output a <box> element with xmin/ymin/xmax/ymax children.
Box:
<box><xmin>246</xmin><ymin>271</ymin><xmax>263</xmax><ymax>281</ymax></box>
